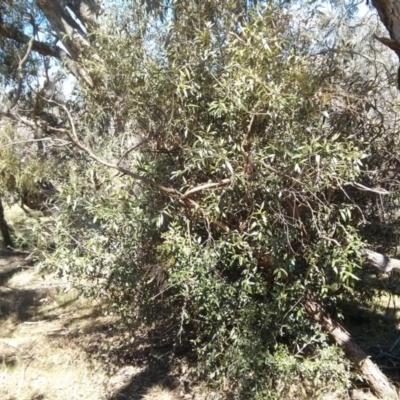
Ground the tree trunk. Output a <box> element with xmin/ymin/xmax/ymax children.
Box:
<box><xmin>372</xmin><ymin>0</ymin><xmax>400</xmax><ymax>55</ymax></box>
<box><xmin>304</xmin><ymin>299</ymin><xmax>398</xmax><ymax>400</ymax></box>
<box><xmin>35</xmin><ymin>0</ymin><xmax>90</xmax><ymax>60</ymax></box>
<box><xmin>35</xmin><ymin>0</ymin><xmax>98</xmax><ymax>87</ymax></box>
<box><xmin>65</xmin><ymin>0</ymin><xmax>100</xmax><ymax>30</ymax></box>
<box><xmin>372</xmin><ymin>0</ymin><xmax>400</xmax><ymax>87</ymax></box>
<box><xmin>0</xmin><ymin>198</ymin><xmax>13</xmax><ymax>249</ymax></box>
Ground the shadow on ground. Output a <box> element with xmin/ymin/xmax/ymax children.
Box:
<box><xmin>76</xmin><ymin>313</ymin><xmax>192</xmax><ymax>399</ymax></box>
<box><xmin>341</xmin><ymin>271</ymin><xmax>400</xmax><ymax>386</ymax></box>
<box><xmin>0</xmin><ymin>250</ymin><xmax>190</xmax><ymax>399</ymax></box>
<box><xmin>108</xmin><ymin>361</ymin><xmax>180</xmax><ymax>400</ymax></box>
<box><xmin>0</xmin><ymin>250</ymin><xmax>33</xmax><ymax>284</ymax></box>
<box><xmin>0</xmin><ymin>251</ymin><xmax>37</xmax><ymax>323</ymax></box>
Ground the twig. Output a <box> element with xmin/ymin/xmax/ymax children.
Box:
<box><xmin>181</xmin><ymin>179</ymin><xmax>230</xmax><ymax>199</ymax></box>
<box><xmin>241</xmin><ymin>113</ymin><xmax>255</xmax><ymax>157</ymax></box>
<box><xmin>321</xmin><ymin>236</ymin><xmax>341</xmax><ymax>247</ymax></box>
<box><xmin>0</xmin><ymin>138</ymin><xmax>69</xmax><ymax>149</ymax></box>
<box><xmin>280</xmin><ymin>295</ymin><xmax>304</xmax><ymax>334</ymax></box>
<box><xmin>390</xmin><ymin>336</ymin><xmax>400</xmax><ymax>352</ymax></box>
<box><xmin>352</xmin><ymin>182</ymin><xmax>391</xmax><ymax>195</ymax></box>
<box><xmin>6</xmin><ymin>34</ymin><xmax>35</xmax><ymax>112</ymax></box>
<box><xmin>48</xmin><ymin>100</ymin><xmax>182</xmax><ymax>197</ymax></box>
<box><xmin>117</xmin><ymin>136</ymin><xmax>149</xmax><ymax>165</ymax></box>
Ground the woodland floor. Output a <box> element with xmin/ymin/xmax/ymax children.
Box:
<box><xmin>0</xmin><ymin>252</ymin><xmax>398</xmax><ymax>400</ymax></box>
<box><xmin>0</xmin><ymin>206</ymin><xmax>399</xmax><ymax>399</ymax></box>
<box><xmin>0</xmin><ymin>252</ymin><xmax>194</xmax><ymax>400</ymax></box>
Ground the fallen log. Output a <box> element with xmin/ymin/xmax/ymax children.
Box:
<box><xmin>364</xmin><ymin>249</ymin><xmax>400</xmax><ymax>273</ymax></box>
<box><xmin>305</xmin><ymin>299</ymin><xmax>398</xmax><ymax>400</ymax></box>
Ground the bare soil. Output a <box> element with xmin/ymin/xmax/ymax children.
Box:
<box><xmin>0</xmin><ymin>252</ymin><xmax>184</xmax><ymax>400</ymax></box>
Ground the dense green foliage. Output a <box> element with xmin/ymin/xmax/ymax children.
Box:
<box><xmin>1</xmin><ymin>0</ymin><xmax>400</xmax><ymax>398</ymax></box>
<box><xmin>43</xmin><ymin>3</ymin><xmax>364</xmax><ymax>396</ymax></box>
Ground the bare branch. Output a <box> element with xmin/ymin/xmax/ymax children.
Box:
<box><xmin>0</xmin><ymin>138</ymin><xmax>69</xmax><ymax>149</ymax></box>
<box><xmin>0</xmin><ymin>22</ymin><xmax>62</xmax><ymax>58</ymax></box>
<box><xmin>6</xmin><ymin>35</ymin><xmax>35</xmax><ymax>112</ymax></box>
<box><xmin>35</xmin><ymin>0</ymin><xmax>90</xmax><ymax>60</ymax></box>
<box><xmin>181</xmin><ymin>179</ymin><xmax>231</xmax><ymax>199</ymax></box>
<box><xmin>65</xmin><ymin>0</ymin><xmax>100</xmax><ymax>29</ymax></box>
<box><xmin>352</xmin><ymin>182</ymin><xmax>391</xmax><ymax>195</ymax></box>
<box><xmin>48</xmin><ymin>100</ymin><xmax>182</xmax><ymax>197</ymax></box>
<box><xmin>371</xmin><ymin>0</ymin><xmax>400</xmax><ymax>87</ymax></box>
<box><xmin>0</xmin><ymin>110</ymin><xmax>36</xmax><ymax>128</ymax></box>
<box><xmin>305</xmin><ymin>297</ymin><xmax>398</xmax><ymax>399</ymax></box>
<box><xmin>117</xmin><ymin>137</ymin><xmax>149</xmax><ymax>165</ymax></box>
<box><xmin>241</xmin><ymin>113</ymin><xmax>255</xmax><ymax>157</ymax></box>
<box><xmin>0</xmin><ymin>22</ymin><xmax>93</xmax><ymax>86</ymax></box>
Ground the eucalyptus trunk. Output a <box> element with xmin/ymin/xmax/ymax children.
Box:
<box><xmin>372</xmin><ymin>0</ymin><xmax>400</xmax><ymax>87</ymax></box>
<box><xmin>0</xmin><ymin>198</ymin><xmax>13</xmax><ymax>249</ymax></box>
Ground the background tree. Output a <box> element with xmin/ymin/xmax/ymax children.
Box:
<box><xmin>371</xmin><ymin>0</ymin><xmax>400</xmax><ymax>87</ymax></box>
<box><xmin>0</xmin><ymin>196</ymin><xmax>13</xmax><ymax>248</ymax></box>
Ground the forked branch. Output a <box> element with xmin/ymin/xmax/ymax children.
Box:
<box><xmin>47</xmin><ymin>101</ymin><xmax>232</xmax><ymax>232</ymax></box>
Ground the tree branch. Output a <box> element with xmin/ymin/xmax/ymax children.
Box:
<box><xmin>305</xmin><ymin>298</ymin><xmax>398</xmax><ymax>399</ymax></box>
<box><xmin>364</xmin><ymin>249</ymin><xmax>400</xmax><ymax>273</ymax></box>
<box><xmin>0</xmin><ymin>138</ymin><xmax>69</xmax><ymax>149</ymax></box>
<box><xmin>6</xmin><ymin>34</ymin><xmax>35</xmax><ymax>112</ymax></box>
<box><xmin>35</xmin><ymin>0</ymin><xmax>90</xmax><ymax>60</ymax></box>
<box><xmin>49</xmin><ymin>100</ymin><xmax>182</xmax><ymax>197</ymax></box>
<box><xmin>66</xmin><ymin>0</ymin><xmax>100</xmax><ymax>29</ymax></box>
<box><xmin>0</xmin><ymin>22</ymin><xmax>62</xmax><ymax>58</ymax></box>
<box><xmin>371</xmin><ymin>0</ymin><xmax>400</xmax><ymax>88</ymax></box>
<box><xmin>0</xmin><ymin>22</ymin><xmax>93</xmax><ymax>86</ymax></box>
<box><xmin>181</xmin><ymin>179</ymin><xmax>231</xmax><ymax>199</ymax></box>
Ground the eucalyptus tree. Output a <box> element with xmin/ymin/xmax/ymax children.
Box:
<box><xmin>371</xmin><ymin>0</ymin><xmax>400</xmax><ymax>87</ymax></box>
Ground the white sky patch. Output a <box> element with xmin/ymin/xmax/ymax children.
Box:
<box><xmin>358</xmin><ymin>1</ymin><xmax>372</xmax><ymax>18</ymax></box>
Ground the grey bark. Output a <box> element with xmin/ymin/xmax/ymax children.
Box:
<box><xmin>372</xmin><ymin>0</ymin><xmax>400</xmax><ymax>87</ymax></box>
<box><xmin>0</xmin><ymin>1</ymin><xmax>98</xmax><ymax>86</ymax></box>
<box><xmin>0</xmin><ymin>15</ymin><xmax>92</xmax><ymax>86</ymax></box>
<box><xmin>35</xmin><ymin>0</ymin><xmax>90</xmax><ymax>60</ymax></box>
<box><xmin>0</xmin><ymin>22</ymin><xmax>64</xmax><ymax>58</ymax></box>
<box><xmin>35</xmin><ymin>0</ymin><xmax>97</xmax><ymax>86</ymax></box>
<box><xmin>364</xmin><ymin>249</ymin><xmax>400</xmax><ymax>272</ymax></box>
<box><xmin>0</xmin><ymin>198</ymin><xmax>13</xmax><ymax>249</ymax></box>
<box><xmin>65</xmin><ymin>0</ymin><xmax>100</xmax><ymax>29</ymax></box>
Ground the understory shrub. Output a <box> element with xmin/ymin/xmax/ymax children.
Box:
<box><xmin>29</xmin><ymin>1</ymin><xmax>400</xmax><ymax>397</ymax></box>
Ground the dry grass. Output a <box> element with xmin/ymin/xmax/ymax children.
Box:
<box><xmin>0</xmin><ymin>259</ymin><xmax>182</xmax><ymax>400</ymax></box>
<box><xmin>0</xmin><ymin>339</ymin><xmax>108</xmax><ymax>400</ymax></box>
<box><xmin>0</xmin><ymin>266</ymin><xmax>109</xmax><ymax>400</ymax></box>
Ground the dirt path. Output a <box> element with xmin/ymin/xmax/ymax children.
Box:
<box><xmin>0</xmin><ymin>252</ymin><xmax>183</xmax><ymax>400</ymax></box>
